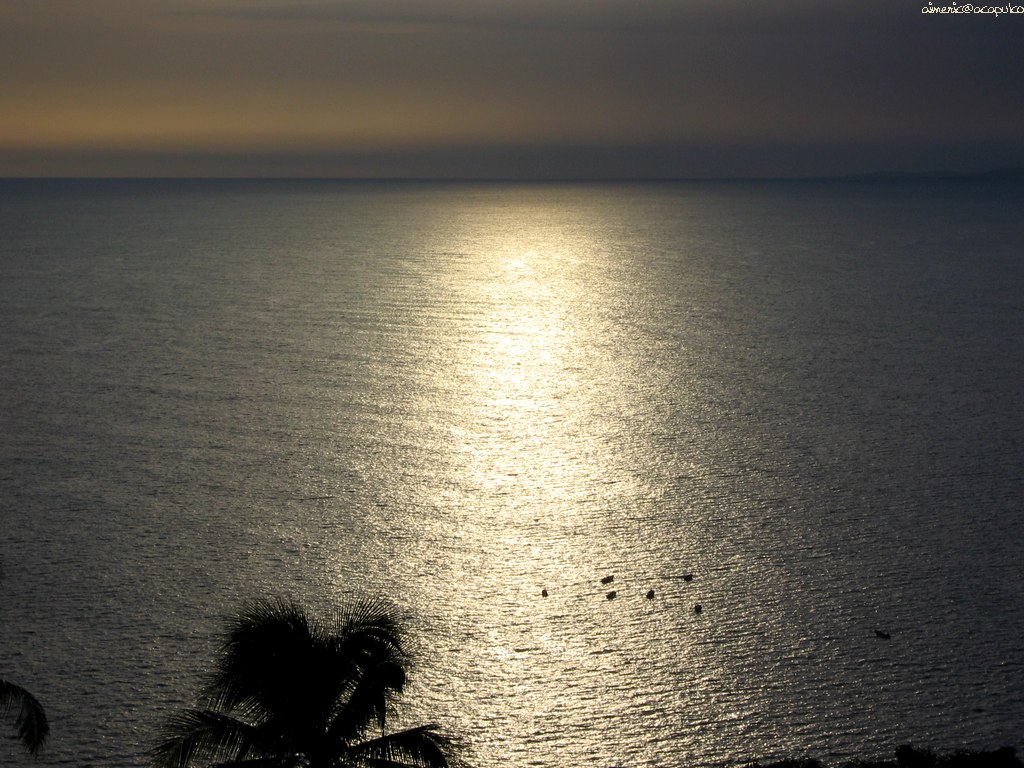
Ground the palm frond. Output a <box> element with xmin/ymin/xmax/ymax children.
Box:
<box><xmin>347</xmin><ymin>724</ymin><xmax>457</xmax><ymax>768</ymax></box>
<box><xmin>157</xmin><ymin>598</ymin><xmax>456</xmax><ymax>768</ymax></box>
<box><xmin>331</xmin><ymin>601</ymin><xmax>408</xmax><ymax>671</ymax></box>
<box><xmin>326</xmin><ymin>660</ymin><xmax>406</xmax><ymax>745</ymax></box>
<box><xmin>149</xmin><ymin>708</ymin><xmax>274</xmax><ymax>768</ymax></box>
<box><xmin>334</xmin><ymin>600</ymin><xmax>406</xmax><ymax>649</ymax></box>
<box><xmin>203</xmin><ymin>599</ymin><xmax>314</xmax><ymax>715</ymax></box>
<box><xmin>324</xmin><ymin>600</ymin><xmax>409</xmax><ymax>740</ymax></box>
<box><xmin>205</xmin><ymin>599</ymin><xmax>409</xmax><ymax>737</ymax></box>
<box><xmin>205</xmin><ymin>598</ymin><xmax>350</xmax><ymax>734</ymax></box>
<box><xmin>0</xmin><ymin>678</ymin><xmax>49</xmax><ymax>755</ymax></box>
<box><xmin>209</xmin><ymin>758</ymin><xmax>296</xmax><ymax>768</ymax></box>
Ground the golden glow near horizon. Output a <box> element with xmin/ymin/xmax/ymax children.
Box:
<box><xmin>2</xmin><ymin>0</ymin><xmax>1023</xmax><ymax>175</ymax></box>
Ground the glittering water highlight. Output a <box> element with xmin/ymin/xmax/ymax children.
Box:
<box><xmin>1</xmin><ymin>179</ymin><xmax>1022</xmax><ymax>768</ymax></box>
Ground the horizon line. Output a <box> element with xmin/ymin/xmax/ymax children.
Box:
<box><xmin>4</xmin><ymin>168</ymin><xmax>1024</xmax><ymax>184</ymax></box>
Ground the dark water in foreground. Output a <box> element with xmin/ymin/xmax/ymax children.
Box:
<box><xmin>1</xmin><ymin>179</ymin><xmax>1022</xmax><ymax>767</ymax></box>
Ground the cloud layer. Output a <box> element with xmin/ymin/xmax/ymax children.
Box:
<box><xmin>2</xmin><ymin>0</ymin><xmax>1022</xmax><ymax>176</ymax></box>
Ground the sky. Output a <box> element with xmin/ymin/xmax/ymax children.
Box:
<box><xmin>1</xmin><ymin>0</ymin><xmax>1023</xmax><ymax>178</ymax></box>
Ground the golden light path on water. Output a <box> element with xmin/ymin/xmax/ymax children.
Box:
<box><xmin>318</xmin><ymin>190</ymin><xmax>725</xmax><ymax>768</ymax></box>
<box><xmin>422</xmin><ymin>209</ymin><xmax>665</xmax><ymax>765</ymax></box>
<box><xmin>330</xmin><ymin>187</ymin><xmax>948</xmax><ymax>768</ymax></box>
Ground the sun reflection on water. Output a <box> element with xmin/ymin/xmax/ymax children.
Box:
<box><xmin>366</xmin><ymin>193</ymin><xmax>711</xmax><ymax>768</ymax></box>
<box><xmin>311</xmin><ymin>188</ymin><xmax>744</xmax><ymax>768</ymax></box>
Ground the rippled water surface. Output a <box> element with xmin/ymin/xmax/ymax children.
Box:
<box><xmin>1</xmin><ymin>179</ymin><xmax>1022</xmax><ymax>767</ymax></box>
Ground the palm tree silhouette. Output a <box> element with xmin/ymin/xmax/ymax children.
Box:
<box><xmin>2</xmin><ymin>560</ymin><xmax>49</xmax><ymax>758</ymax></box>
<box><xmin>1</xmin><ymin>679</ymin><xmax>49</xmax><ymax>756</ymax></box>
<box><xmin>150</xmin><ymin>598</ymin><xmax>458</xmax><ymax>768</ymax></box>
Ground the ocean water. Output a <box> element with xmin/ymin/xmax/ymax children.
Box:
<box><xmin>0</xmin><ymin>179</ymin><xmax>1022</xmax><ymax>768</ymax></box>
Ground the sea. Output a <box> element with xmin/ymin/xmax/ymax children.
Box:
<box><xmin>1</xmin><ymin>178</ymin><xmax>1022</xmax><ymax>768</ymax></box>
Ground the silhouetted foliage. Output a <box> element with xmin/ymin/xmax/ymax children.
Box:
<box><xmin>1</xmin><ymin>679</ymin><xmax>50</xmax><ymax>756</ymax></box>
<box><xmin>150</xmin><ymin>598</ymin><xmax>459</xmax><ymax>768</ymax></box>
<box><xmin>896</xmin><ymin>745</ymin><xmax>937</xmax><ymax>768</ymax></box>
<box><xmin>941</xmin><ymin>748</ymin><xmax>1021</xmax><ymax>768</ymax></box>
<box><xmin>749</xmin><ymin>746</ymin><xmax>1021</xmax><ymax>768</ymax></box>
<box><xmin>1</xmin><ymin>561</ymin><xmax>49</xmax><ymax>758</ymax></box>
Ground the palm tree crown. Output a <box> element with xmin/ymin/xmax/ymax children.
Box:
<box><xmin>1</xmin><ymin>678</ymin><xmax>49</xmax><ymax>756</ymax></box>
<box><xmin>150</xmin><ymin>598</ymin><xmax>458</xmax><ymax>768</ymax></box>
